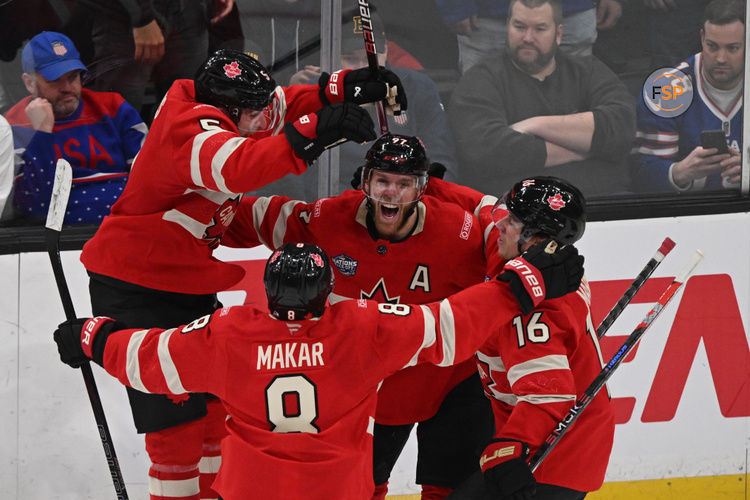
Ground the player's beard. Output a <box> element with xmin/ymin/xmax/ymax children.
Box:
<box><xmin>510</xmin><ymin>41</ymin><xmax>557</xmax><ymax>75</ymax></box>
<box><xmin>370</xmin><ymin>200</ymin><xmax>417</xmax><ymax>241</ymax></box>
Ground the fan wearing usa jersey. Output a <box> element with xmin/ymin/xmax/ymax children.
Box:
<box><xmin>78</xmin><ymin>48</ymin><xmax>406</xmax><ymax>500</ymax></box>
<box><xmin>223</xmin><ymin>133</ymin><xmax>503</xmax><ymax>499</ymax></box>
<box><xmin>446</xmin><ymin>177</ymin><xmax>615</xmax><ymax>500</ymax></box>
<box><xmin>54</xmin><ymin>241</ymin><xmax>584</xmax><ymax>500</ymax></box>
<box><xmin>632</xmin><ymin>0</ymin><xmax>744</xmax><ymax>193</ymax></box>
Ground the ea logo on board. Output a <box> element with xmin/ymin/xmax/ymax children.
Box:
<box><xmin>643</xmin><ymin>67</ymin><xmax>693</xmax><ymax>118</ymax></box>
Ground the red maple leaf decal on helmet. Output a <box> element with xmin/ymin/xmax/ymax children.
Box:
<box><xmin>547</xmin><ymin>193</ymin><xmax>566</xmax><ymax>210</ymax></box>
<box><xmin>311</xmin><ymin>253</ymin><xmax>324</xmax><ymax>267</ymax></box>
<box><xmin>224</xmin><ymin>61</ymin><xmax>241</xmax><ymax>78</ymax></box>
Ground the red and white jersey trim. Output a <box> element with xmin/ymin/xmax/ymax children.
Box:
<box><xmin>507</xmin><ymin>354</ymin><xmax>571</xmax><ymax>387</ymax></box>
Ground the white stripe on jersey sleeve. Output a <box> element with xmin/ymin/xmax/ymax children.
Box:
<box><xmin>272</xmin><ymin>199</ymin><xmax>304</xmax><ymax>248</ymax></box>
<box><xmin>251</xmin><ymin>196</ymin><xmax>274</xmax><ymax>248</ymax></box>
<box><xmin>437</xmin><ymin>299</ymin><xmax>457</xmax><ymax>367</ymax></box>
<box><xmin>476</xmin><ymin>194</ymin><xmax>498</xmax><ymax>217</ymax></box>
<box><xmin>405</xmin><ymin>305</ymin><xmax>437</xmax><ymax>367</ymax></box>
<box><xmin>507</xmin><ymin>354</ymin><xmax>570</xmax><ymax>387</ymax></box>
<box><xmin>126</xmin><ymin>330</ymin><xmax>149</xmax><ymax>393</ymax></box>
<box><xmin>210</xmin><ymin>137</ymin><xmax>246</xmax><ymax>194</ymax></box>
<box><xmin>162</xmin><ymin>209</ymin><xmax>207</xmax><ymax>239</ymax></box>
<box><xmin>190</xmin><ymin>130</ymin><xmax>223</xmax><ymax>188</ymax></box>
<box><xmin>157</xmin><ymin>328</ymin><xmax>188</xmax><ymax>394</ymax></box>
<box><xmin>635</xmin><ymin>144</ymin><xmax>679</xmax><ymax>156</ymax></box>
<box><xmin>271</xmin><ymin>87</ymin><xmax>287</xmax><ymax>136</ymax></box>
<box><xmin>517</xmin><ymin>393</ymin><xmax>576</xmax><ymax>405</ymax></box>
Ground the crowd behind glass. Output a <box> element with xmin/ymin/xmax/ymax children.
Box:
<box><xmin>0</xmin><ymin>0</ymin><xmax>745</xmax><ymax>227</ymax></box>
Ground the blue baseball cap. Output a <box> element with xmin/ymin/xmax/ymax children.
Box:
<box><xmin>22</xmin><ymin>31</ymin><xmax>87</xmax><ymax>81</ymax></box>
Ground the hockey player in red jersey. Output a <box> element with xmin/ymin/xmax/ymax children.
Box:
<box><xmin>78</xmin><ymin>48</ymin><xmax>407</xmax><ymax>500</ymax></box>
<box><xmin>55</xmin><ymin>241</ymin><xmax>584</xmax><ymax>500</ymax></box>
<box><xmin>222</xmin><ymin>134</ymin><xmax>504</xmax><ymax>499</ymax></box>
<box><xmin>447</xmin><ymin>177</ymin><xmax>615</xmax><ymax>500</ymax></box>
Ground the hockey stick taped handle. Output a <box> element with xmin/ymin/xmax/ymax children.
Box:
<box><xmin>596</xmin><ymin>237</ymin><xmax>676</xmax><ymax>339</ymax></box>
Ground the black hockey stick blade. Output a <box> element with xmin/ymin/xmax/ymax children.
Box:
<box><xmin>529</xmin><ymin>249</ymin><xmax>704</xmax><ymax>472</ymax></box>
<box><xmin>596</xmin><ymin>237</ymin><xmax>676</xmax><ymax>339</ymax></box>
<box><xmin>44</xmin><ymin>159</ymin><xmax>129</xmax><ymax>499</ymax></box>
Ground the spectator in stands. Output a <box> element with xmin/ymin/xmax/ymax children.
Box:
<box><xmin>632</xmin><ymin>0</ymin><xmax>744</xmax><ymax>192</ymax></box>
<box><xmin>86</xmin><ymin>0</ymin><xmax>234</xmax><ymax>122</ymax></box>
<box><xmin>435</xmin><ymin>0</ymin><xmax>625</xmax><ymax>73</ymax></box>
<box><xmin>448</xmin><ymin>0</ymin><xmax>635</xmax><ymax>198</ymax></box>
<box><xmin>250</xmin><ymin>9</ymin><xmax>459</xmax><ymax>200</ymax></box>
<box><xmin>227</xmin><ymin>0</ymin><xmax>425</xmax><ymax>86</ymax></box>
<box><xmin>4</xmin><ymin>31</ymin><xmax>146</xmax><ymax>225</ymax></box>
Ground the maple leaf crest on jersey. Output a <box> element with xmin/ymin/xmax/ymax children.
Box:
<box><xmin>203</xmin><ymin>195</ymin><xmax>242</xmax><ymax>249</ymax></box>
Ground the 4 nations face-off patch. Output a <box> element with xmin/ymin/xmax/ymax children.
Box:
<box><xmin>332</xmin><ymin>254</ymin><xmax>358</xmax><ymax>277</ymax></box>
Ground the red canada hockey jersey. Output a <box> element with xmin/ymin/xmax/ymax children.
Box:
<box><xmin>476</xmin><ymin>279</ymin><xmax>615</xmax><ymax>492</ymax></box>
<box><xmin>99</xmin><ymin>280</ymin><xmax>522</xmax><ymax>499</ymax></box>
<box><xmin>80</xmin><ymin>79</ymin><xmax>322</xmax><ymax>294</ymax></box>
<box><xmin>225</xmin><ymin>190</ymin><xmax>497</xmax><ymax>424</ymax></box>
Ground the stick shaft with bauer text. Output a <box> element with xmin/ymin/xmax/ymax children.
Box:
<box><xmin>356</xmin><ymin>0</ymin><xmax>389</xmax><ymax>135</ymax></box>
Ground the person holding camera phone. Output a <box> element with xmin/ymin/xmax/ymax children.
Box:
<box><xmin>632</xmin><ymin>0</ymin><xmax>744</xmax><ymax>192</ymax></box>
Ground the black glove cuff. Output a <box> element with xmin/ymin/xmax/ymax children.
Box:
<box><xmin>498</xmin><ymin>272</ymin><xmax>534</xmax><ymax>315</ymax></box>
<box><xmin>318</xmin><ymin>72</ymin><xmax>331</xmax><ymax>105</ymax></box>
<box><xmin>90</xmin><ymin>320</ymin><xmax>126</xmax><ymax>366</ymax></box>
<box><xmin>427</xmin><ymin>162</ymin><xmax>446</xmax><ymax>180</ymax></box>
<box><xmin>284</xmin><ymin>122</ymin><xmax>320</xmax><ymax>163</ymax></box>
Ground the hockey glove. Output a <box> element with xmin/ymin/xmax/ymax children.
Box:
<box><xmin>427</xmin><ymin>162</ymin><xmax>446</xmax><ymax>179</ymax></box>
<box><xmin>351</xmin><ymin>165</ymin><xmax>365</xmax><ymax>190</ymax></box>
<box><xmin>53</xmin><ymin>317</ymin><xmax>122</xmax><ymax>367</ymax></box>
<box><xmin>480</xmin><ymin>439</ymin><xmax>537</xmax><ymax>500</ymax></box>
<box><xmin>499</xmin><ymin>239</ymin><xmax>584</xmax><ymax>315</ymax></box>
<box><xmin>285</xmin><ymin>102</ymin><xmax>376</xmax><ymax>163</ymax></box>
<box><xmin>319</xmin><ymin>67</ymin><xmax>407</xmax><ymax>115</ymax></box>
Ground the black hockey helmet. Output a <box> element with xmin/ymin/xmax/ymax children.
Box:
<box><xmin>362</xmin><ymin>134</ymin><xmax>430</xmax><ymax>199</ymax></box>
<box><xmin>194</xmin><ymin>49</ymin><xmax>277</xmax><ymax>112</ymax></box>
<box><xmin>264</xmin><ymin>242</ymin><xmax>335</xmax><ymax>321</ymax></box>
<box><xmin>500</xmin><ymin>176</ymin><xmax>586</xmax><ymax>246</ymax></box>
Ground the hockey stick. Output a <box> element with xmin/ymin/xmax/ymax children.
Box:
<box><xmin>357</xmin><ymin>0</ymin><xmax>390</xmax><ymax>135</ymax></box>
<box><xmin>596</xmin><ymin>237</ymin><xmax>676</xmax><ymax>338</ymax></box>
<box><xmin>528</xmin><ymin>249</ymin><xmax>704</xmax><ymax>472</ymax></box>
<box><xmin>45</xmin><ymin>159</ymin><xmax>129</xmax><ymax>500</ymax></box>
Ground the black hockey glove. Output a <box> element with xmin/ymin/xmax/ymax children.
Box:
<box><xmin>319</xmin><ymin>67</ymin><xmax>407</xmax><ymax>115</ymax></box>
<box><xmin>480</xmin><ymin>439</ymin><xmax>537</xmax><ymax>500</ymax></box>
<box><xmin>427</xmin><ymin>162</ymin><xmax>446</xmax><ymax>179</ymax></box>
<box><xmin>498</xmin><ymin>239</ymin><xmax>584</xmax><ymax>315</ymax></box>
<box><xmin>351</xmin><ymin>165</ymin><xmax>365</xmax><ymax>190</ymax></box>
<box><xmin>53</xmin><ymin>317</ymin><xmax>122</xmax><ymax>367</ymax></box>
<box><xmin>284</xmin><ymin>102</ymin><xmax>376</xmax><ymax>163</ymax></box>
